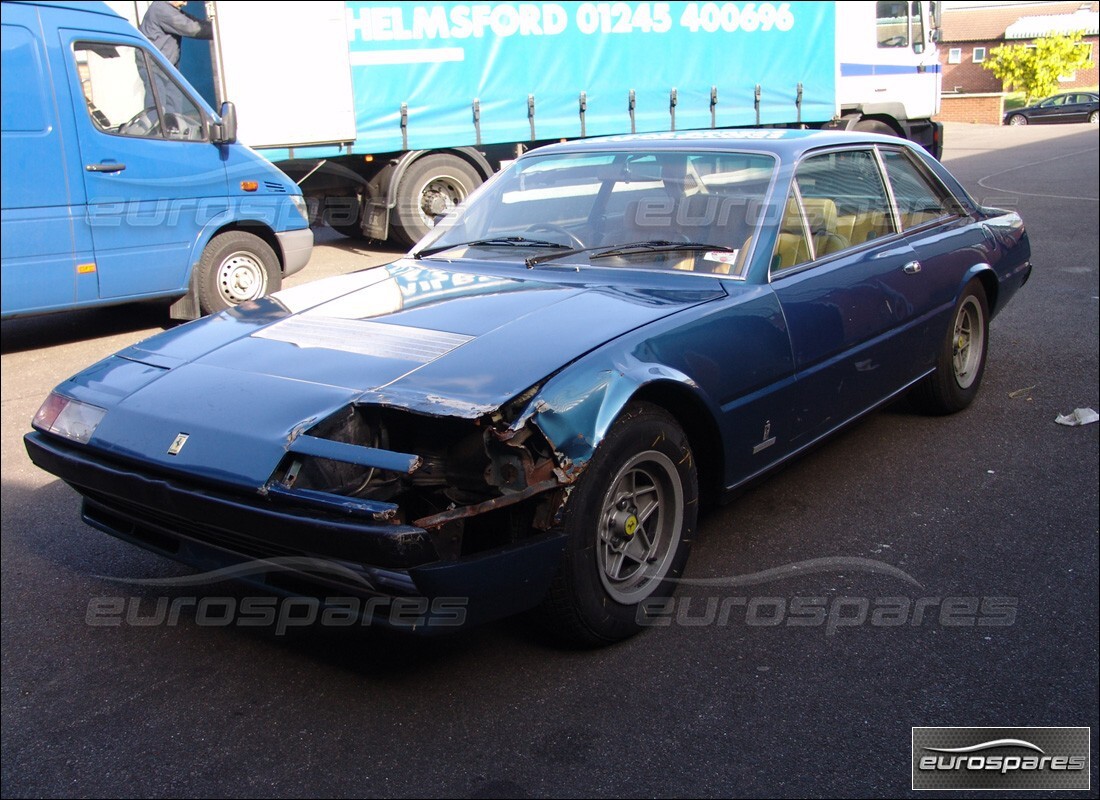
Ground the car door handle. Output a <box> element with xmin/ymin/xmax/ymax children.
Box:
<box><xmin>903</xmin><ymin>261</ymin><xmax>922</xmax><ymax>275</ymax></box>
<box><xmin>86</xmin><ymin>162</ymin><xmax>126</xmax><ymax>173</ymax></box>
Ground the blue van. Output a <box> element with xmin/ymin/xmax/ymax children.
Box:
<box><xmin>1</xmin><ymin>0</ymin><xmax>313</xmax><ymax>319</ymax></box>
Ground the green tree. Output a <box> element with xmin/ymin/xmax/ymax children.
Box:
<box><xmin>983</xmin><ymin>31</ymin><xmax>1091</xmax><ymax>103</ymax></box>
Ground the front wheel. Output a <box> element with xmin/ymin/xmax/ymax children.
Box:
<box><xmin>197</xmin><ymin>231</ymin><xmax>281</xmax><ymax>315</ymax></box>
<box><xmin>912</xmin><ymin>280</ymin><xmax>989</xmax><ymax>414</ymax></box>
<box><xmin>1008</xmin><ymin>114</ymin><xmax>1028</xmax><ymax>126</ymax></box>
<box><xmin>537</xmin><ymin>402</ymin><xmax>698</xmax><ymax>646</ymax></box>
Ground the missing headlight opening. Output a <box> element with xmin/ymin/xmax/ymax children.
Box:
<box><xmin>273</xmin><ymin>403</ymin><xmax>573</xmax><ymax>559</ymax></box>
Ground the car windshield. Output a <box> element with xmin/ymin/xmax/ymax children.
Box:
<box><xmin>414</xmin><ymin>149</ymin><xmax>777</xmax><ymax>276</ymax></box>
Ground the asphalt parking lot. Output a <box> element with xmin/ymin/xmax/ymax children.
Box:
<box><xmin>1</xmin><ymin>122</ymin><xmax>1097</xmax><ymax>798</ymax></box>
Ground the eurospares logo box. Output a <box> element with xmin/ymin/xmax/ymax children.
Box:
<box><xmin>912</xmin><ymin>727</ymin><xmax>1090</xmax><ymax>791</ymax></box>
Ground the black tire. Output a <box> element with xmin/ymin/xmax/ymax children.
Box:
<box><xmin>853</xmin><ymin>118</ymin><xmax>898</xmax><ymax>137</ymax></box>
<box><xmin>390</xmin><ymin>154</ymin><xmax>482</xmax><ymax>247</ymax></box>
<box><xmin>912</xmin><ymin>280</ymin><xmax>989</xmax><ymax>414</ymax></box>
<box><xmin>197</xmin><ymin>231</ymin><xmax>281</xmax><ymax>315</ymax></box>
<box><xmin>1089</xmin><ymin>110</ymin><xmax>1098</xmax><ymax>125</ymax></box>
<box><xmin>537</xmin><ymin>402</ymin><xmax>698</xmax><ymax>646</ymax></box>
<box><xmin>1007</xmin><ymin>114</ymin><xmax>1028</xmax><ymax>126</ymax></box>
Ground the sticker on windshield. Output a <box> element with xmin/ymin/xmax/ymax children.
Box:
<box><xmin>704</xmin><ymin>250</ymin><xmax>747</xmax><ymax>279</ymax></box>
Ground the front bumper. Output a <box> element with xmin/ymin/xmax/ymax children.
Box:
<box><xmin>276</xmin><ymin>227</ymin><xmax>314</xmax><ymax>277</ymax></box>
<box><xmin>25</xmin><ymin>431</ymin><xmax>565</xmax><ymax>630</ymax></box>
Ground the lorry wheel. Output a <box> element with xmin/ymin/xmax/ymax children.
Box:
<box><xmin>391</xmin><ymin>154</ymin><xmax>482</xmax><ymax>247</ymax></box>
<box><xmin>853</xmin><ymin>118</ymin><xmax>898</xmax><ymax>137</ymax></box>
<box><xmin>198</xmin><ymin>231</ymin><xmax>281</xmax><ymax>315</ymax></box>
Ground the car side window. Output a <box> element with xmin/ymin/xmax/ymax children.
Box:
<box><xmin>769</xmin><ymin>188</ymin><xmax>813</xmax><ymax>273</ymax></box>
<box><xmin>879</xmin><ymin>149</ymin><xmax>958</xmax><ymax>230</ymax></box>
<box><xmin>73</xmin><ymin>41</ymin><xmax>205</xmax><ymax>142</ymax></box>
<box><xmin>771</xmin><ymin>149</ymin><xmax>896</xmax><ymax>274</ymax></box>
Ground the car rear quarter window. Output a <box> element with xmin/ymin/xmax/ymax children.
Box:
<box><xmin>879</xmin><ymin>148</ymin><xmax>960</xmax><ymax>230</ymax></box>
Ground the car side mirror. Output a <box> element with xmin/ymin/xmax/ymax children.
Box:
<box><xmin>212</xmin><ymin>101</ymin><xmax>237</xmax><ymax>144</ymax></box>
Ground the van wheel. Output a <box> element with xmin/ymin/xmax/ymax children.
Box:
<box><xmin>198</xmin><ymin>231</ymin><xmax>281</xmax><ymax>315</ymax></box>
<box><xmin>391</xmin><ymin>155</ymin><xmax>482</xmax><ymax>247</ymax></box>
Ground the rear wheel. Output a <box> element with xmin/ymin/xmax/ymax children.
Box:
<box><xmin>1007</xmin><ymin>114</ymin><xmax>1028</xmax><ymax>126</ymax></box>
<box><xmin>391</xmin><ymin>154</ymin><xmax>482</xmax><ymax>247</ymax></box>
<box><xmin>912</xmin><ymin>280</ymin><xmax>989</xmax><ymax>414</ymax></box>
<box><xmin>537</xmin><ymin>402</ymin><xmax>698</xmax><ymax>646</ymax></box>
<box><xmin>197</xmin><ymin>231</ymin><xmax>280</xmax><ymax>315</ymax></box>
<box><xmin>1089</xmin><ymin>110</ymin><xmax>1098</xmax><ymax>125</ymax></box>
<box><xmin>853</xmin><ymin>118</ymin><xmax>898</xmax><ymax>137</ymax></box>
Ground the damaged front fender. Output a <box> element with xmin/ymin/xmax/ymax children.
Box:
<box><xmin>512</xmin><ymin>355</ymin><xmax>710</xmax><ymax>475</ymax></box>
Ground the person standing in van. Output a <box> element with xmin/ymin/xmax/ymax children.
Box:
<box><xmin>138</xmin><ymin>1</ymin><xmax>212</xmax><ymax>114</ymax></box>
<box><xmin>139</xmin><ymin>1</ymin><xmax>211</xmax><ymax>67</ymax></box>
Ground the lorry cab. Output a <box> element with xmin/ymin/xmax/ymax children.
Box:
<box><xmin>0</xmin><ymin>0</ymin><xmax>313</xmax><ymax>319</ymax></box>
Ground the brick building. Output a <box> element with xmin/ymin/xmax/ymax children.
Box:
<box><xmin>940</xmin><ymin>2</ymin><xmax>1099</xmax><ymax>94</ymax></box>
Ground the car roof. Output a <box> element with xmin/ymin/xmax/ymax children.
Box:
<box><xmin>522</xmin><ymin>128</ymin><xmax>911</xmax><ymax>161</ymax></box>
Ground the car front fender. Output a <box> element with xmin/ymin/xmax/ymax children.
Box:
<box><xmin>514</xmin><ymin>354</ymin><xmax>715</xmax><ymax>474</ymax></box>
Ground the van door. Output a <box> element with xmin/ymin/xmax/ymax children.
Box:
<box><xmin>61</xmin><ymin>32</ymin><xmax>229</xmax><ymax>299</ymax></box>
<box><xmin>0</xmin><ymin>14</ymin><xmax>86</xmax><ymax>316</ymax></box>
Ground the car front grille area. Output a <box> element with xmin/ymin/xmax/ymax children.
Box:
<box><xmin>80</xmin><ymin>490</ymin><xmax>415</xmax><ymax>597</ymax></box>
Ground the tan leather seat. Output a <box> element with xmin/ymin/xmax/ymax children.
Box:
<box><xmin>772</xmin><ymin>196</ymin><xmax>847</xmax><ymax>271</ymax></box>
<box><xmin>837</xmin><ymin>209</ymin><xmax>893</xmax><ymax>246</ymax></box>
<box><xmin>801</xmin><ymin>197</ymin><xmax>849</xmax><ymax>256</ymax></box>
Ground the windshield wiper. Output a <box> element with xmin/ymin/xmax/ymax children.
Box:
<box><xmin>527</xmin><ymin>240</ymin><xmax>738</xmax><ymax>268</ymax></box>
<box><xmin>413</xmin><ymin>236</ymin><xmax>572</xmax><ymax>259</ymax></box>
<box><xmin>590</xmin><ymin>241</ymin><xmax>737</xmax><ymax>259</ymax></box>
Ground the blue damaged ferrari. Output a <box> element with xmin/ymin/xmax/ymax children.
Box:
<box><xmin>25</xmin><ymin>130</ymin><xmax>1031</xmax><ymax>644</ymax></box>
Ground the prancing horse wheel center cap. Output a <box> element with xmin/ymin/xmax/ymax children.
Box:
<box><xmin>611</xmin><ymin>509</ymin><xmax>639</xmax><ymax>540</ymax></box>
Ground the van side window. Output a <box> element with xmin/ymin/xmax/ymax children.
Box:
<box><xmin>73</xmin><ymin>42</ymin><xmax>205</xmax><ymax>142</ymax></box>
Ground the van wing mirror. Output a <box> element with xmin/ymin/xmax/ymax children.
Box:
<box><xmin>212</xmin><ymin>101</ymin><xmax>238</xmax><ymax>144</ymax></box>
